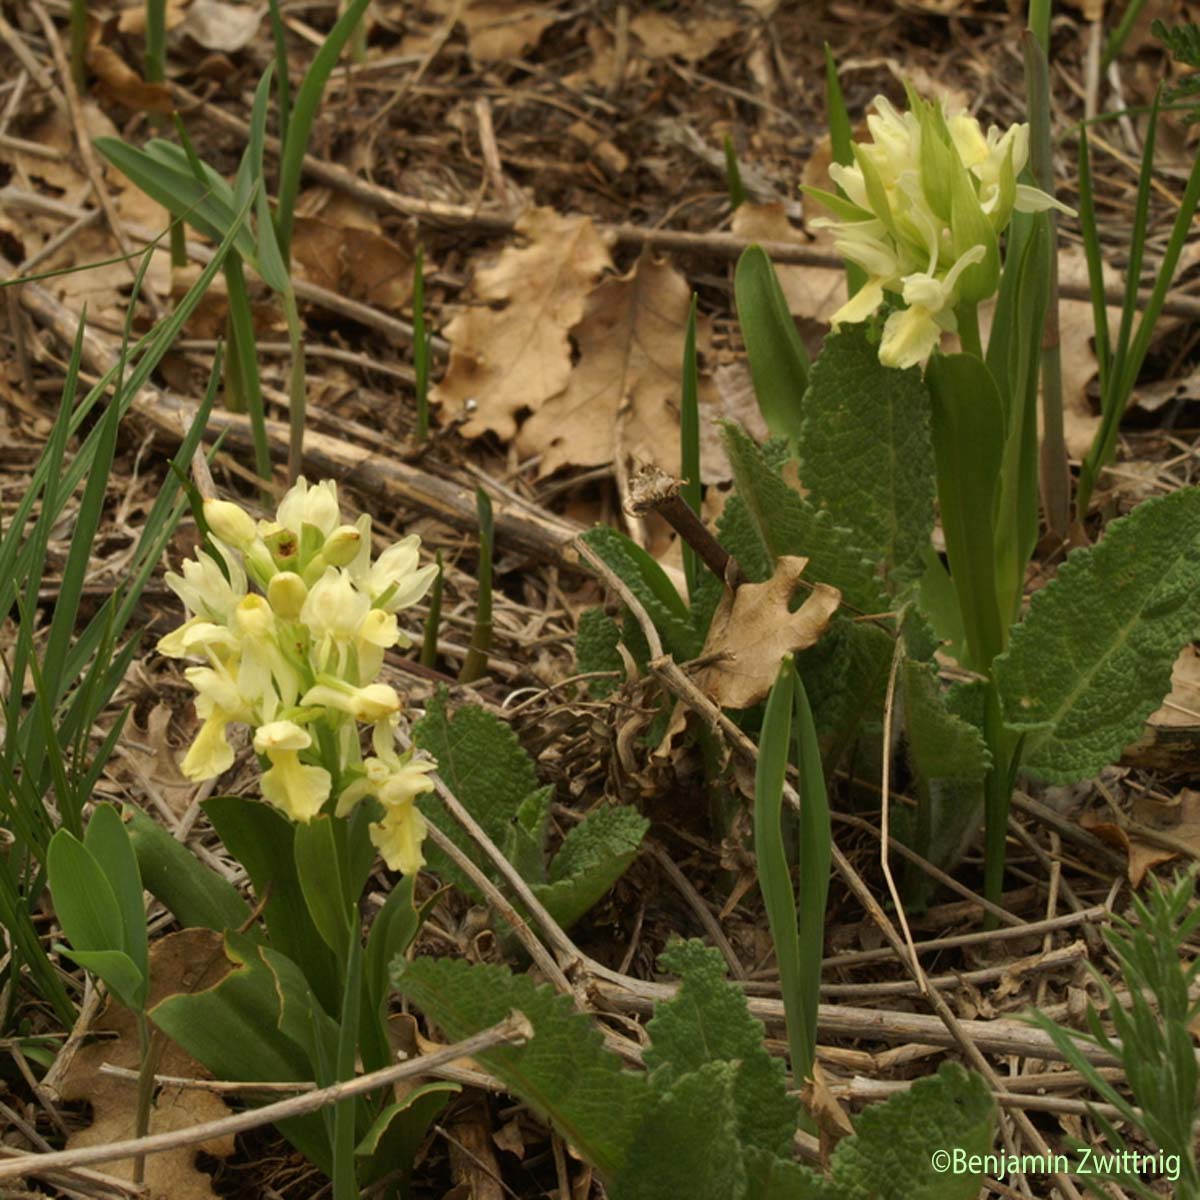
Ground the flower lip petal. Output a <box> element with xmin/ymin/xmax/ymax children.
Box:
<box><xmin>254</xmin><ymin>719</ymin><xmax>312</xmax><ymax>753</ymax></box>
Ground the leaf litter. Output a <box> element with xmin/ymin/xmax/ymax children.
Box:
<box><xmin>4</xmin><ymin>1</ymin><xmax>1200</xmax><ymax>1197</ymax></box>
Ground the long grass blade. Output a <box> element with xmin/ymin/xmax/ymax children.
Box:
<box><xmin>459</xmin><ymin>489</ymin><xmax>493</xmax><ymax>683</ymax></box>
<box><xmin>755</xmin><ymin>662</ymin><xmax>811</xmax><ymax>1082</ymax></box>
<box><xmin>274</xmin><ymin>0</ymin><xmax>373</xmax><ymax>261</ymax></box>
<box><xmin>679</xmin><ymin>294</ymin><xmax>701</xmax><ymax>602</ymax></box>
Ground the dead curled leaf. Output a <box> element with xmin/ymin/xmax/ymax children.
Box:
<box><xmin>432</xmin><ymin>207</ymin><xmax>614</xmax><ymax>439</ymax></box>
<box><xmin>292</xmin><ymin>202</ymin><xmax>414</xmax><ymax>312</ymax></box>
<box><xmin>629</xmin><ymin>12</ymin><xmax>739</xmax><ymax>62</ymax></box>
<box><xmin>85</xmin><ymin>45</ymin><xmax>174</xmax><ymax>114</ymax></box>
<box><xmin>427</xmin><ymin>0</ymin><xmax>555</xmax><ymax>63</ymax></box>
<box><xmin>516</xmin><ymin>247</ymin><xmax>709</xmax><ymax>479</ymax></box>
<box><xmin>1081</xmin><ymin>788</ymin><xmax>1200</xmax><ymax>888</ymax></box>
<box><xmin>58</xmin><ymin>929</ymin><xmax>234</xmax><ymax>1198</ymax></box>
<box><xmin>695</xmin><ymin>556</ymin><xmax>840</xmax><ymax>709</ymax></box>
<box><xmin>180</xmin><ymin>0</ymin><xmax>265</xmax><ymax>52</ymax></box>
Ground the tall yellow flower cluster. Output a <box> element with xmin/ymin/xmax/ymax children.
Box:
<box><xmin>158</xmin><ymin>478</ymin><xmax>439</xmax><ymax>875</ymax></box>
<box><xmin>806</xmin><ymin>90</ymin><xmax>1073</xmax><ymax>369</ymax></box>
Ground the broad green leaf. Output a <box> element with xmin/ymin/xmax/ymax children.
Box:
<box><xmin>616</xmin><ymin>1062</ymin><xmax>746</xmax><ymax>1200</ymax></box>
<box><xmin>580</xmin><ymin>526</ymin><xmax>702</xmax><ymax>660</ymax></box>
<box><xmin>575</xmin><ymin>608</ymin><xmax>624</xmax><ymax>698</ymax></box>
<box><xmin>82</xmin><ymin>804</ymin><xmax>147</xmax><ymax>987</ymax></box>
<box><xmin>392</xmin><ymin>956</ymin><xmax>647</xmax><ymax>1178</ymax></box>
<box><xmin>535</xmin><ymin>806</ymin><xmax>648</xmax><ymax>930</ymax></box>
<box><xmin>644</xmin><ymin>940</ymin><xmax>798</xmax><ymax>1157</ymax></box>
<box><xmin>925</xmin><ymin>354</ymin><xmax>1006</xmax><ymax>672</ymax></box>
<box><xmin>60</xmin><ymin>948</ymin><xmax>145</xmax><ymax>1012</ymax></box>
<box><xmin>364</xmin><ymin>875</ymin><xmax>425</xmax><ymax>1021</ymax></box>
<box><xmin>798</xmin><ymin>325</ymin><xmax>935</xmax><ymax>585</ymax></box>
<box><xmin>151</xmin><ymin>935</ymin><xmax>332</xmax><ymax>1172</ymax></box>
<box><xmin>722</xmin><ymin>424</ymin><xmax>889</xmax><ymax>614</ymax></box>
<box><xmin>124</xmin><ymin>804</ymin><xmax>250</xmax><ymax>933</ymax></box>
<box><xmin>47</xmin><ymin>830</ymin><xmax>125</xmax><ymax>958</ymax></box>
<box><xmin>735</xmin><ymin>245</ymin><xmax>809</xmax><ymax>443</ymax></box>
<box><xmin>293</xmin><ymin>814</ymin><xmax>352</xmax><ymax>965</ymax></box>
<box><xmin>828</xmin><ymin>1063</ymin><xmax>994</xmax><ymax>1200</ymax></box>
<box><xmin>996</xmin><ymin>488</ymin><xmax>1200</xmax><ymax>783</ymax></box>
<box><xmin>355</xmin><ymin>1082</ymin><xmax>458</xmax><ymax>1189</ymax></box>
<box><xmin>204</xmin><ymin>796</ymin><xmax>338</xmax><ymax>1013</ymax></box>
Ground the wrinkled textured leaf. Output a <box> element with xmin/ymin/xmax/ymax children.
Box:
<box><xmin>995</xmin><ymin>488</ymin><xmax>1200</xmax><ymax>782</ymax></box>
<box><xmin>392</xmin><ymin>957</ymin><xmax>646</xmax><ymax>1178</ymax></box>
<box><xmin>575</xmin><ymin>608</ymin><xmax>625</xmax><ymax>697</ymax></box>
<box><xmin>644</xmin><ymin>940</ymin><xmax>798</xmax><ymax>1157</ymax></box>
<box><xmin>830</xmin><ymin>1063</ymin><xmax>994</xmax><ymax>1200</ymax></box>
<box><xmin>535</xmin><ymin>806</ymin><xmax>648</xmax><ymax>930</ymax></box>
<box><xmin>413</xmin><ymin>688</ymin><xmax>539</xmax><ymax>892</ymax></box>
<box><xmin>722</xmin><ymin>424</ymin><xmax>889</xmax><ymax>614</ymax></box>
<box><xmin>799</xmin><ymin>325</ymin><xmax>934</xmax><ymax>585</ymax></box>
<box><xmin>617</xmin><ymin>1062</ymin><xmax>746</xmax><ymax>1200</ymax></box>
<box><xmin>902</xmin><ymin>660</ymin><xmax>990</xmax><ymax>785</ymax></box>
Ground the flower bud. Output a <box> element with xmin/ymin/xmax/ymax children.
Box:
<box><xmin>268</xmin><ymin>571</ymin><xmax>308</xmax><ymax>619</ymax></box>
<box><xmin>322</xmin><ymin>524</ymin><xmax>363</xmax><ymax>568</ymax></box>
<box><xmin>204</xmin><ymin>499</ymin><xmax>257</xmax><ymax>549</ymax></box>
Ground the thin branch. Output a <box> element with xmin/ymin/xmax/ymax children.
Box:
<box><xmin>0</xmin><ymin>1015</ymin><xmax>532</xmax><ymax>1184</ymax></box>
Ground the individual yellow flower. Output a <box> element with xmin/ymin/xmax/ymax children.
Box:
<box><xmin>302</xmin><ymin>568</ymin><xmax>370</xmax><ymax>645</ymax></box>
<box><xmin>276</xmin><ymin>477</ymin><xmax>340</xmax><ymax>542</ymax></box>
<box><xmin>302</xmin><ymin>680</ymin><xmax>402</xmax><ymax>722</ymax></box>
<box><xmin>359</xmin><ymin>535</ymin><xmax>439</xmax><ymax>614</ymax></box>
<box><xmin>165</xmin><ymin>545</ymin><xmax>246</xmax><ymax>624</ymax></box>
<box><xmin>254</xmin><ymin>720</ymin><xmax>331</xmax><ymax>823</ymax></box>
<box><xmin>356</xmin><ymin>608</ymin><xmax>399</xmax><ymax>679</ymax></box>
<box><xmin>180</xmin><ymin>665</ymin><xmax>252</xmax><ymax>780</ymax></box>
<box><xmin>370</xmin><ymin>800</ymin><xmax>429</xmax><ymax>876</ymax></box>
<box><xmin>878</xmin><ymin>245</ymin><xmax>988</xmax><ymax>370</ymax></box>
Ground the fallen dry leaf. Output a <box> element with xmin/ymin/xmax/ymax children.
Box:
<box><xmin>180</xmin><ymin>0</ymin><xmax>264</xmax><ymax>52</ymax></box>
<box><xmin>433</xmin><ymin>207</ymin><xmax>613</xmax><ymax>439</ymax></box>
<box><xmin>58</xmin><ymin>929</ymin><xmax>234</xmax><ymax>1197</ymax></box>
<box><xmin>292</xmin><ymin>191</ymin><xmax>414</xmax><ymax>312</ymax></box>
<box><xmin>428</xmin><ymin>0</ymin><xmax>555</xmax><ymax>62</ymax></box>
<box><xmin>516</xmin><ymin>248</ymin><xmax>706</xmax><ymax>479</ymax></box>
<box><xmin>118</xmin><ymin>0</ymin><xmax>191</xmax><ymax>35</ymax></box>
<box><xmin>1122</xmin><ymin>645</ymin><xmax>1200</xmax><ymax>772</ymax></box>
<box><xmin>1082</xmin><ymin>788</ymin><xmax>1200</xmax><ymax>888</ymax></box>
<box><xmin>86</xmin><ymin>44</ymin><xmax>174</xmax><ymax>114</ymax></box>
<box><xmin>630</xmin><ymin>12</ymin><xmax>739</xmax><ymax>62</ymax></box>
<box><xmin>695</xmin><ymin>556</ymin><xmax>840</xmax><ymax>709</ymax></box>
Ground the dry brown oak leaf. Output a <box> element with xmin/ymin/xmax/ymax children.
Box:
<box><xmin>58</xmin><ymin>928</ymin><xmax>235</xmax><ymax>1199</ymax></box>
<box><xmin>432</xmin><ymin>207</ymin><xmax>613</xmax><ymax>439</ymax></box>
<box><xmin>696</xmin><ymin>556</ymin><xmax>841</xmax><ymax>710</ymax></box>
<box><xmin>517</xmin><ymin>247</ymin><xmax>708</xmax><ymax>479</ymax></box>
